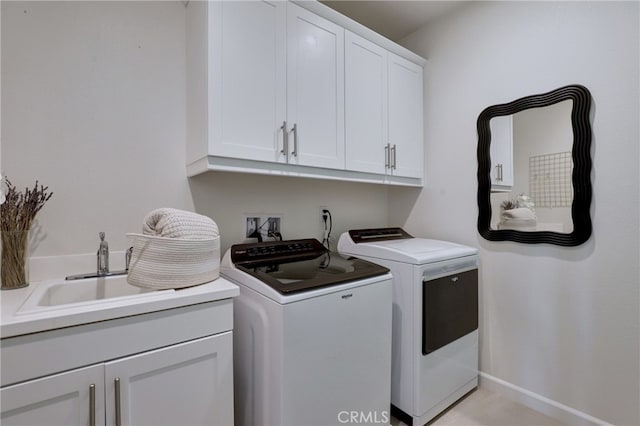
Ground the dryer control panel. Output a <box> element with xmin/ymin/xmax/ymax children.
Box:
<box><xmin>348</xmin><ymin>227</ymin><xmax>413</xmax><ymax>243</ymax></box>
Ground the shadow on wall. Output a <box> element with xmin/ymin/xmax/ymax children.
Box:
<box><xmin>388</xmin><ymin>186</ymin><xmax>422</xmax><ymax>229</ymax></box>
<box><xmin>186</xmin><ymin>171</ymin><xmax>393</xmax><ymax>254</ymax></box>
<box><xmin>187</xmin><ymin>172</ymin><xmax>272</xmax><ymax>253</ymax></box>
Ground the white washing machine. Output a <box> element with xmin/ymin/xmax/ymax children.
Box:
<box><xmin>221</xmin><ymin>238</ymin><xmax>393</xmax><ymax>426</ymax></box>
<box><xmin>338</xmin><ymin>228</ymin><xmax>479</xmax><ymax>425</ymax></box>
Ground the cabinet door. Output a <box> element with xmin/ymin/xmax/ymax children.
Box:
<box><xmin>489</xmin><ymin>115</ymin><xmax>514</xmax><ymax>189</ymax></box>
<box><xmin>345</xmin><ymin>30</ymin><xmax>388</xmax><ymax>175</ymax></box>
<box><xmin>1</xmin><ymin>364</ymin><xmax>105</xmax><ymax>426</ymax></box>
<box><xmin>388</xmin><ymin>53</ymin><xmax>424</xmax><ymax>179</ymax></box>
<box><xmin>211</xmin><ymin>1</ymin><xmax>287</xmax><ymax>162</ymax></box>
<box><xmin>286</xmin><ymin>3</ymin><xmax>345</xmax><ymax>169</ymax></box>
<box><xmin>105</xmin><ymin>332</ymin><xmax>233</xmax><ymax>426</ymax></box>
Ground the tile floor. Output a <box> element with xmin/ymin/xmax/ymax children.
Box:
<box><xmin>391</xmin><ymin>388</ymin><xmax>565</xmax><ymax>426</ymax></box>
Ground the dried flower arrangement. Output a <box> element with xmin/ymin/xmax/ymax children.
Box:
<box><xmin>500</xmin><ymin>199</ymin><xmax>517</xmax><ymax>211</ymax></box>
<box><xmin>0</xmin><ymin>177</ymin><xmax>53</xmax><ymax>289</ymax></box>
<box><xmin>500</xmin><ymin>193</ymin><xmax>535</xmax><ymax>213</ymax></box>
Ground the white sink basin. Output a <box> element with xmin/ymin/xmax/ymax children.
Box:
<box><xmin>17</xmin><ymin>275</ymin><xmax>173</xmax><ymax>314</ymax></box>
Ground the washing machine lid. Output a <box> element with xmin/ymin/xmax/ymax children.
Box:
<box><xmin>226</xmin><ymin>238</ymin><xmax>389</xmax><ymax>295</ymax></box>
<box><xmin>338</xmin><ymin>228</ymin><xmax>478</xmax><ymax>264</ymax></box>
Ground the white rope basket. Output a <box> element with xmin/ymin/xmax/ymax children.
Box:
<box><xmin>126</xmin><ymin>233</ymin><xmax>220</xmax><ymax>290</ymax></box>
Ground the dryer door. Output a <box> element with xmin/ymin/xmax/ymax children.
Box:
<box><xmin>422</xmin><ymin>269</ymin><xmax>478</xmax><ymax>355</ymax></box>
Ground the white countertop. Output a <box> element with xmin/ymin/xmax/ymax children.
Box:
<box><xmin>1</xmin><ymin>276</ymin><xmax>239</xmax><ymax>338</ymax></box>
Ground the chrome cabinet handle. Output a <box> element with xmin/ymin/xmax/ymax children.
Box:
<box><xmin>89</xmin><ymin>384</ymin><xmax>96</xmax><ymax>426</ymax></box>
<box><xmin>291</xmin><ymin>123</ymin><xmax>298</xmax><ymax>157</ymax></box>
<box><xmin>384</xmin><ymin>144</ymin><xmax>390</xmax><ymax>168</ymax></box>
<box><xmin>115</xmin><ymin>377</ymin><xmax>122</xmax><ymax>426</ymax></box>
<box><xmin>280</xmin><ymin>121</ymin><xmax>288</xmax><ymax>158</ymax></box>
<box><xmin>495</xmin><ymin>164</ymin><xmax>503</xmax><ymax>182</ymax></box>
<box><xmin>390</xmin><ymin>144</ymin><xmax>397</xmax><ymax>170</ymax></box>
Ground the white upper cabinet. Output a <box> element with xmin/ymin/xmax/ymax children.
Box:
<box><xmin>345</xmin><ymin>31</ymin><xmax>388</xmax><ymax>175</ymax></box>
<box><xmin>345</xmin><ymin>31</ymin><xmax>425</xmax><ymax>182</ymax></box>
<box><xmin>286</xmin><ymin>3</ymin><xmax>345</xmax><ymax>169</ymax></box>
<box><xmin>388</xmin><ymin>53</ymin><xmax>424</xmax><ymax>179</ymax></box>
<box><xmin>207</xmin><ymin>1</ymin><xmax>286</xmax><ymax>163</ymax></box>
<box><xmin>489</xmin><ymin>115</ymin><xmax>514</xmax><ymax>190</ymax></box>
<box><xmin>187</xmin><ymin>0</ymin><xmax>425</xmax><ymax>186</ymax></box>
<box><xmin>189</xmin><ymin>1</ymin><xmax>344</xmax><ymax>169</ymax></box>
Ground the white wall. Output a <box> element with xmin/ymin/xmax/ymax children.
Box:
<box><xmin>188</xmin><ymin>172</ymin><xmax>389</xmax><ymax>252</ymax></box>
<box><xmin>2</xmin><ymin>1</ymin><xmax>193</xmax><ymax>258</ymax></box>
<box><xmin>397</xmin><ymin>1</ymin><xmax>639</xmax><ymax>424</ymax></box>
<box><xmin>1</xmin><ymin>1</ymin><xmax>390</xmax><ymax>274</ymax></box>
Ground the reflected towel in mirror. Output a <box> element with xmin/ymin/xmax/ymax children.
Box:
<box><xmin>498</xmin><ymin>207</ymin><xmax>537</xmax><ymax>231</ymax></box>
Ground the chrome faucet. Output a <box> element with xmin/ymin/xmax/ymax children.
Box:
<box><xmin>97</xmin><ymin>232</ymin><xmax>109</xmax><ymax>275</ymax></box>
<box><xmin>65</xmin><ymin>234</ymin><xmax>130</xmax><ymax>281</ymax></box>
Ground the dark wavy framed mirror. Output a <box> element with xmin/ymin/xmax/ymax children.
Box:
<box><xmin>477</xmin><ymin>84</ymin><xmax>592</xmax><ymax>246</ymax></box>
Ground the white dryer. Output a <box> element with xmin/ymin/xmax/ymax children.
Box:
<box><xmin>338</xmin><ymin>228</ymin><xmax>479</xmax><ymax>425</ymax></box>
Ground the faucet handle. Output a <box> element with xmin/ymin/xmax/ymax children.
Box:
<box><xmin>125</xmin><ymin>246</ymin><xmax>133</xmax><ymax>271</ymax></box>
<box><xmin>97</xmin><ymin>231</ymin><xmax>109</xmax><ymax>274</ymax></box>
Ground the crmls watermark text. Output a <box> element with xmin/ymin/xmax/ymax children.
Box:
<box><xmin>337</xmin><ymin>410</ymin><xmax>390</xmax><ymax>424</ymax></box>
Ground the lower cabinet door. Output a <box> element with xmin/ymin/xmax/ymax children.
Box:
<box><xmin>104</xmin><ymin>332</ymin><xmax>233</xmax><ymax>426</ymax></box>
<box><xmin>0</xmin><ymin>364</ymin><xmax>105</xmax><ymax>426</ymax></box>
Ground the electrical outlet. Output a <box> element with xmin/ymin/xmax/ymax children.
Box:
<box><xmin>245</xmin><ymin>216</ymin><xmax>261</xmax><ymax>238</ymax></box>
<box><xmin>319</xmin><ymin>207</ymin><xmax>332</xmax><ymax>247</ymax></box>
<box><xmin>264</xmin><ymin>216</ymin><xmax>282</xmax><ymax>238</ymax></box>
<box><xmin>320</xmin><ymin>206</ymin><xmax>330</xmax><ymax>225</ymax></box>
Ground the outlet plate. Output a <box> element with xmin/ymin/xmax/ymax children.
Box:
<box><xmin>320</xmin><ymin>206</ymin><xmax>330</xmax><ymax>225</ymax></box>
<box><xmin>319</xmin><ymin>207</ymin><xmax>332</xmax><ymax>246</ymax></box>
<box><xmin>244</xmin><ymin>214</ymin><xmax>283</xmax><ymax>240</ymax></box>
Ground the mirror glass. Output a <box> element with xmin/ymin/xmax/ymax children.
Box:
<box><xmin>477</xmin><ymin>85</ymin><xmax>592</xmax><ymax>246</ymax></box>
<box><xmin>490</xmin><ymin>100</ymin><xmax>573</xmax><ymax>232</ymax></box>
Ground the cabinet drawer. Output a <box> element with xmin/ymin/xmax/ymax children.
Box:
<box><xmin>1</xmin><ymin>299</ymin><xmax>233</xmax><ymax>387</ymax></box>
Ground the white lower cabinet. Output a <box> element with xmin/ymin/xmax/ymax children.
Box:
<box><xmin>107</xmin><ymin>333</ymin><xmax>233</xmax><ymax>426</ymax></box>
<box><xmin>1</xmin><ymin>299</ymin><xmax>236</xmax><ymax>426</ymax></box>
<box><xmin>1</xmin><ymin>333</ymin><xmax>233</xmax><ymax>426</ymax></box>
<box><xmin>1</xmin><ymin>364</ymin><xmax>105</xmax><ymax>426</ymax></box>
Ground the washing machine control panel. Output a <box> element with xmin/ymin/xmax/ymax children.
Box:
<box><xmin>230</xmin><ymin>238</ymin><xmax>326</xmax><ymax>266</ymax></box>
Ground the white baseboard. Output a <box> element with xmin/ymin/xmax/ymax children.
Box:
<box><xmin>479</xmin><ymin>372</ymin><xmax>612</xmax><ymax>426</ymax></box>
